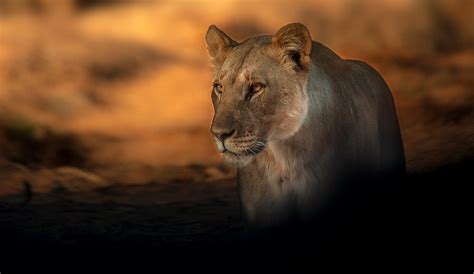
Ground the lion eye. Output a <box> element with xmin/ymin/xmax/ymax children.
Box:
<box><xmin>213</xmin><ymin>83</ymin><xmax>223</xmax><ymax>95</ymax></box>
<box><xmin>250</xmin><ymin>82</ymin><xmax>265</xmax><ymax>94</ymax></box>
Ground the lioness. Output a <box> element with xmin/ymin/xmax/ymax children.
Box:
<box><xmin>205</xmin><ymin>23</ymin><xmax>405</xmax><ymax>229</ymax></box>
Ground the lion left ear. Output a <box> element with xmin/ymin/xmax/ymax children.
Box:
<box><xmin>205</xmin><ymin>25</ymin><xmax>238</xmax><ymax>67</ymax></box>
<box><xmin>272</xmin><ymin>23</ymin><xmax>312</xmax><ymax>71</ymax></box>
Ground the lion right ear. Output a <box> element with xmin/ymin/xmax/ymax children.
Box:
<box><xmin>205</xmin><ymin>25</ymin><xmax>238</xmax><ymax>66</ymax></box>
<box><xmin>272</xmin><ymin>23</ymin><xmax>312</xmax><ymax>71</ymax></box>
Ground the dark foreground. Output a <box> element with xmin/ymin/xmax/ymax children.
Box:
<box><xmin>0</xmin><ymin>159</ymin><xmax>470</xmax><ymax>266</ymax></box>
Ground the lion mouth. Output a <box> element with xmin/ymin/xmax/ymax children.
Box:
<box><xmin>224</xmin><ymin>143</ymin><xmax>266</xmax><ymax>157</ymax></box>
<box><xmin>221</xmin><ymin>143</ymin><xmax>267</xmax><ymax>166</ymax></box>
<box><xmin>212</xmin><ymin>135</ymin><xmax>268</xmax><ymax>165</ymax></box>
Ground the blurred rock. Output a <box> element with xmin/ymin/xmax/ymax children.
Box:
<box><xmin>0</xmin><ymin>161</ymin><xmax>31</xmax><ymax>197</ymax></box>
<box><xmin>33</xmin><ymin>166</ymin><xmax>109</xmax><ymax>193</ymax></box>
<box><xmin>0</xmin><ymin>162</ymin><xmax>110</xmax><ymax>197</ymax></box>
<box><xmin>204</xmin><ymin>166</ymin><xmax>236</xmax><ymax>182</ymax></box>
<box><xmin>0</xmin><ymin>111</ymin><xmax>89</xmax><ymax>167</ymax></box>
<box><xmin>424</xmin><ymin>85</ymin><xmax>474</xmax><ymax>121</ymax></box>
<box><xmin>0</xmin><ymin>0</ymin><xmax>74</xmax><ymax>15</ymax></box>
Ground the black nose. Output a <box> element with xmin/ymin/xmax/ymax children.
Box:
<box><xmin>211</xmin><ymin>128</ymin><xmax>235</xmax><ymax>143</ymax></box>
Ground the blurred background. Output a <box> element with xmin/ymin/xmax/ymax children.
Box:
<box><xmin>0</xmin><ymin>0</ymin><xmax>473</xmax><ymax>193</ymax></box>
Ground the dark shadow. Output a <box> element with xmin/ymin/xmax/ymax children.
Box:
<box><xmin>0</xmin><ymin>158</ymin><xmax>470</xmax><ymax>265</ymax></box>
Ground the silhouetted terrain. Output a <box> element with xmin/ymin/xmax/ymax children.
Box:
<box><xmin>0</xmin><ymin>159</ymin><xmax>470</xmax><ymax>264</ymax></box>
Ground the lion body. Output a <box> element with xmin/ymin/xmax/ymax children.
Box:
<box><xmin>237</xmin><ymin>41</ymin><xmax>405</xmax><ymax>227</ymax></box>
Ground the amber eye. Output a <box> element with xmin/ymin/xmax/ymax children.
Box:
<box><xmin>249</xmin><ymin>82</ymin><xmax>265</xmax><ymax>94</ymax></box>
<box><xmin>213</xmin><ymin>83</ymin><xmax>223</xmax><ymax>95</ymax></box>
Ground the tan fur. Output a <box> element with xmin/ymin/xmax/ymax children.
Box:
<box><xmin>205</xmin><ymin>23</ymin><xmax>406</xmax><ymax>229</ymax></box>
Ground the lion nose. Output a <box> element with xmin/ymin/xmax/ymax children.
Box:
<box><xmin>211</xmin><ymin>127</ymin><xmax>235</xmax><ymax>143</ymax></box>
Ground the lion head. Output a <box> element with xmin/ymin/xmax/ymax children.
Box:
<box><xmin>205</xmin><ymin>23</ymin><xmax>313</xmax><ymax>166</ymax></box>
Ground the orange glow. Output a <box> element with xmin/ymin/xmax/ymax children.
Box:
<box><xmin>0</xmin><ymin>0</ymin><xmax>473</xmax><ymax>177</ymax></box>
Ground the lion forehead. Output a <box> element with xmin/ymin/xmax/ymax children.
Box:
<box><xmin>216</xmin><ymin>42</ymin><xmax>275</xmax><ymax>83</ymax></box>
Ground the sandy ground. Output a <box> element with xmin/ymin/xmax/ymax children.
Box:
<box><xmin>0</xmin><ymin>158</ymin><xmax>471</xmax><ymax>262</ymax></box>
<box><xmin>0</xmin><ymin>176</ymin><xmax>242</xmax><ymax>250</ymax></box>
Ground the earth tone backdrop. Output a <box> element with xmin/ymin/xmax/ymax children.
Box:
<box><xmin>0</xmin><ymin>0</ymin><xmax>473</xmax><ymax>193</ymax></box>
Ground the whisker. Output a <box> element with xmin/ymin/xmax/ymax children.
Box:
<box><xmin>246</xmin><ymin>147</ymin><xmax>256</xmax><ymax>156</ymax></box>
<box><xmin>255</xmin><ymin>141</ymin><xmax>266</xmax><ymax>148</ymax></box>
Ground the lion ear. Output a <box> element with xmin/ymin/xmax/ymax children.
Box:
<box><xmin>272</xmin><ymin>23</ymin><xmax>312</xmax><ymax>71</ymax></box>
<box><xmin>205</xmin><ymin>25</ymin><xmax>238</xmax><ymax>67</ymax></box>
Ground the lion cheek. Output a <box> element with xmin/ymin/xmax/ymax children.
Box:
<box><xmin>271</xmin><ymin>103</ymin><xmax>308</xmax><ymax>140</ymax></box>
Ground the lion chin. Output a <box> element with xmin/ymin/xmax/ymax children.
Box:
<box><xmin>222</xmin><ymin>151</ymin><xmax>255</xmax><ymax>167</ymax></box>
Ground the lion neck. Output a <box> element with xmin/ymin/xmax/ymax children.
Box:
<box><xmin>253</xmin><ymin>123</ymin><xmax>314</xmax><ymax>190</ymax></box>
